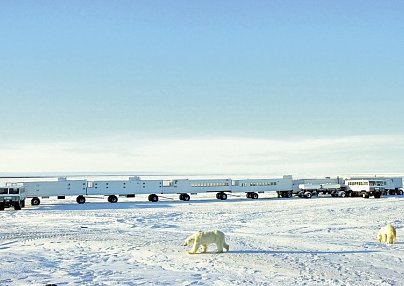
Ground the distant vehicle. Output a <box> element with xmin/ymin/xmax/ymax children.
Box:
<box><xmin>381</xmin><ymin>177</ymin><xmax>403</xmax><ymax>195</ymax></box>
<box><xmin>347</xmin><ymin>176</ymin><xmax>403</xmax><ymax>196</ymax></box>
<box><xmin>0</xmin><ymin>184</ymin><xmax>26</xmax><ymax>210</ymax></box>
<box><xmin>344</xmin><ymin>179</ymin><xmax>385</xmax><ymax>198</ymax></box>
<box><xmin>297</xmin><ymin>183</ymin><xmax>345</xmax><ymax>198</ymax></box>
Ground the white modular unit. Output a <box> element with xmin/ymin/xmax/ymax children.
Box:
<box><xmin>24</xmin><ymin>178</ymin><xmax>87</xmax><ymax>198</ymax></box>
<box><xmin>298</xmin><ymin>184</ymin><xmax>322</xmax><ymax>190</ymax></box>
<box><xmin>136</xmin><ymin>179</ymin><xmax>164</xmax><ymax>195</ymax></box>
<box><xmin>298</xmin><ymin>183</ymin><xmax>341</xmax><ymax>190</ymax></box>
<box><xmin>232</xmin><ymin>177</ymin><xmax>292</xmax><ymax>193</ymax></box>
<box><xmin>87</xmin><ymin>180</ymin><xmax>129</xmax><ymax>196</ymax></box>
<box><xmin>293</xmin><ymin>178</ymin><xmax>340</xmax><ymax>194</ymax></box>
<box><xmin>179</xmin><ymin>179</ymin><xmax>232</xmax><ymax>193</ymax></box>
<box><xmin>86</xmin><ymin>177</ymin><xmax>164</xmax><ymax>196</ymax></box>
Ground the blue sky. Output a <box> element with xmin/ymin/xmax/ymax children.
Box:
<box><xmin>1</xmin><ymin>1</ymin><xmax>404</xmax><ymax>175</ymax></box>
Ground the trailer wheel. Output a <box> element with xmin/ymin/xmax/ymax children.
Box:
<box><xmin>252</xmin><ymin>193</ymin><xmax>259</xmax><ymax>199</ymax></box>
<box><xmin>398</xmin><ymin>190</ymin><xmax>403</xmax><ymax>195</ymax></box>
<box><xmin>305</xmin><ymin>192</ymin><xmax>312</xmax><ymax>199</ymax></box>
<box><xmin>183</xmin><ymin>194</ymin><xmax>190</xmax><ymax>201</ymax></box>
<box><xmin>14</xmin><ymin>201</ymin><xmax>22</xmax><ymax>210</ymax></box>
<box><xmin>151</xmin><ymin>194</ymin><xmax>159</xmax><ymax>202</ymax></box>
<box><xmin>339</xmin><ymin>191</ymin><xmax>346</xmax><ymax>198</ymax></box>
<box><xmin>76</xmin><ymin>195</ymin><xmax>86</xmax><ymax>204</ymax></box>
<box><xmin>216</xmin><ymin>193</ymin><xmax>221</xmax><ymax>199</ymax></box>
<box><xmin>108</xmin><ymin>195</ymin><xmax>118</xmax><ymax>203</ymax></box>
<box><xmin>220</xmin><ymin>193</ymin><xmax>227</xmax><ymax>200</ymax></box>
<box><xmin>287</xmin><ymin>191</ymin><xmax>292</xmax><ymax>198</ymax></box>
<box><xmin>374</xmin><ymin>192</ymin><xmax>382</xmax><ymax>199</ymax></box>
<box><xmin>363</xmin><ymin>193</ymin><xmax>369</xmax><ymax>199</ymax></box>
<box><xmin>246</xmin><ymin>192</ymin><xmax>252</xmax><ymax>199</ymax></box>
<box><xmin>31</xmin><ymin>197</ymin><xmax>41</xmax><ymax>206</ymax></box>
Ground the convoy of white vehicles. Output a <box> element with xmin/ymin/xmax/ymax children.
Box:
<box><xmin>0</xmin><ymin>175</ymin><xmax>402</xmax><ymax>210</ymax></box>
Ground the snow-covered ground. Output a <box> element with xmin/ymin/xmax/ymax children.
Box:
<box><xmin>1</xmin><ymin>194</ymin><xmax>403</xmax><ymax>286</ymax></box>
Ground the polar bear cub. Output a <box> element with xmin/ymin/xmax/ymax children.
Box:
<box><xmin>184</xmin><ymin>230</ymin><xmax>229</xmax><ymax>254</ymax></box>
<box><xmin>378</xmin><ymin>224</ymin><xmax>396</xmax><ymax>244</ymax></box>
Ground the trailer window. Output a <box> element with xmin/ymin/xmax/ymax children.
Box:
<box><xmin>9</xmin><ymin>188</ymin><xmax>19</xmax><ymax>194</ymax></box>
<box><xmin>0</xmin><ymin>188</ymin><xmax>7</xmax><ymax>194</ymax></box>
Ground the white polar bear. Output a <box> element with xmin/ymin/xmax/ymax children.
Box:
<box><xmin>184</xmin><ymin>230</ymin><xmax>229</xmax><ymax>254</ymax></box>
<box><xmin>378</xmin><ymin>224</ymin><xmax>396</xmax><ymax>244</ymax></box>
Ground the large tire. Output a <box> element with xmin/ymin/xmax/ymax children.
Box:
<box><xmin>305</xmin><ymin>192</ymin><xmax>312</xmax><ymax>199</ymax></box>
<box><xmin>31</xmin><ymin>197</ymin><xmax>41</xmax><ymax>206</ymax></box>
<box><xmin>252</xmin><ymin>193</ymin><xmax>259</xmax><ymax>199</ymax></box>
<box><xmin>340</xmin><ymin>191</ymin><xmax>346</xmax><ymax>198</ymax></box>
<box><xmin>183</xmin><ymin>194</ymin><xmax>190</xmax><ymax>201</ymax></box>
<box><xmin>287</xmin><ymin>191</ymin><xmax>292</xmax><ymax>198</ymax></box>
<box><xmin>14</xmin><ymin>201</ymin><xmax>22</xmax><ymax>210</ymax></box>
<box><xmin>0</xmin><ymin>202</ymin><xmax>4</xmax><ymax>211</ymax></box>
<box><xmin>179</xmin><ymin>194</ymin><xmax>184</xmax><ymax>201</ymax></box>
<box><xmin>220</xmin><ymin>193</ymin><xmax>227</xmax><ymax>200</ymax></box>
<box><xmin>398</xmin><ymin>190</ymin><xmax>403</xmax><ymax>195</ymax></box>
<box><xmin>108</xmin><ymin>195</ymin><xmax>118</xmax><ymax>203</ymax></box>
<box><xmin>151</xmin><ymin>194</ymin><xmax>159</xmax><ymax>202</ymax></box>
<box><xmin>363</xmin><ymin>193</ymin><xmax>369</xmax><ymax>199</ymax></box>
<box><xmin>76</xmin><ymin>195</ymin><xmax>86</xmax><ymax>204</ymax></box>
<box><xmin>374</xmin><ymin>192</ymin><xmax>382</xmax><ymax>199</ymax></box>
<box><xmin>246</xmin><ymin>192</ymin><xmax>252</xmax><ymax>199</ymax></box>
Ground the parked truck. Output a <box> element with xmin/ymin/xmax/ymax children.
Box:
<box><xmin>0</xmin><ymin>184</ymin><xmax>26</xmax><ymax>210</ymax></box>
<box><xmin>344</xmin><ymin>179</ymin><xmax>384</xmax><ymax>198</ymax></box>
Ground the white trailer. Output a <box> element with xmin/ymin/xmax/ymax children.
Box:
<box><xmin>382</xmin><ymin>177</ymin><xmax>403</xmax><ymax>195</ymax></box>
<box><xmin>0</xmin><ymin>183</ymin><xmax>26</xmax><ymax>210</ymax></box>
<box><xmin>86</xmin><ymin>176</ymin><xmax>166</xmax><ymax>202</ymax></box>
<box><xmin>232</xmin><ymin>176</ymin><xmax>293</xmax><ymax>199</ymax></box>
<box><xmin>293</xmin><ymin>177</ymin><xmax>344</xmax><ymax>198</ymax></box>
<box><xmin>167</xmin><ymin>178</ymin><xmax>232</xmax><ymax>201</ymax></box>
<box><xmin>297</xmin><ymin>183</ymin><xmax>344</xmax><ymax>198</ymax></box>
<box><xmin>19</xmin><ymin>175</ymin><xmax>295</xmax><ymax>204</ymax></box>
<box><xmin>24</xmin><ymin>177</ymin><xmax>87</xmax><ymax>205</ymax></box>
<box><xmin>344</xmin><ymin>179</ymin><xmax>384</xmax><ymax>198</ymax></box>
<box><xmin>293</xmin><ymin>178</ymin><xmax>340</xmax><ymax>194</ymax></box>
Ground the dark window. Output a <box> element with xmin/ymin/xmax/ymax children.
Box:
<box><xmin>9</xmin><ymin>188</ymin><xmax>20</xmax><ymax>194</ymax></box>
<box><xmin>0</xmin><ymin>188</ymin><xmax>7</xmax><ymax>194</ymax></box>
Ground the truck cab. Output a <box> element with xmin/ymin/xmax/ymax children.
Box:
<box><xmin>345</xmin><ymin>179</ymin><xmax>384</xmax><ymax>198</ymax></box>
<box><xmin>0</xmin><ymin>184</ymin><xmax>26</xmax><ymax>210</ymax></box>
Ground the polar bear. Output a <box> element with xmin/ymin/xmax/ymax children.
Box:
<box><xmin>184</xmin><ymin>230</ymin><xmax>229</xmax><ymax>254</ymax></box>
<box><xmin>378</xmin><ymin>224</ymin><xmax>396</xmax><ymax>244</ymax></box>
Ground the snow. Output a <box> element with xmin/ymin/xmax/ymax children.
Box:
<box><xmin>1</xmin><ymin>194</ymin><xmax>403</xmax><ymax>285</ymax></box>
